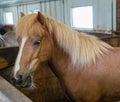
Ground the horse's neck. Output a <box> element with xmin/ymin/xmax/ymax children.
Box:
<box><xmin>49</xmin><ymin>39</ymin><xmax>81</xmax><ymax>83</ymax></box>
<box><xmin>49</xmin><ymin>41</ymin><xmax>70</xmax><ymax>78</ymax></box>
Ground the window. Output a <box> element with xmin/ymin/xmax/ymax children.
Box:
<box><xmin>71</xmin><ymin>6</ymin><xmax>93</xmax><ymax>29</ymax></box>
<box><xmin>4</xmin><ymin>12</ymin><xmax>13</xmax><ymax>24</ymax></box>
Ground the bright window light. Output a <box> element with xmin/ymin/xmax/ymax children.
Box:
<box><xmin>71</xmin><ymin>6</ymin><xmax>93</xmax><ymax>29</ymax></box>
<box><xmin>4</xmin><ymin>12</ymin><xmax>13</xmax><ymax>24</ymax></box>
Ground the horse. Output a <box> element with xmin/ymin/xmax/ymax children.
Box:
<box><xmin>2</xmin><ymin>31</ymin><xmax>18</xmax><ymax>47</ymax></box>
<box><xmin>0</xmin><ymin>24</ymin><xmax>15</xmax><ymax>35</ymax></box>
<box><xmin>11</xmin><ymin>12</ymin><xmax>120</xmax><ymax>102</ymax></box>
<box><xmin>0</xmin><ymin>31</ymin><xmax>18</xmax><ymax>47</ymax></box>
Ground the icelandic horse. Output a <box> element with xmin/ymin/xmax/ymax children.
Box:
<box><xmin>11</xmin><ymin>12</ymin><xmax>120</xmax><ymax>102</ymax></box>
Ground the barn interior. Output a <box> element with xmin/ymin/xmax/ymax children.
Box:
<box><xmin>0</xmin><ymin>0</ymin><xmax>120</xmax><ymax>102</ymax></box>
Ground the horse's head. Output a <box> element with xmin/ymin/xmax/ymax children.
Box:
<box><xmin>11</xmin><ymin>12</ymin><xmax>53</xmax><ymax>88</ymax></box>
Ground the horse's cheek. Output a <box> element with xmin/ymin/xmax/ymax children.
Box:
<box><xmin>38</xmin><ymin>38</ymin><xmax>52</xmax><ymax>63</ymax></box>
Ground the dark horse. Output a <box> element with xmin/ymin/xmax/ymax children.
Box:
<box><xmin>0</xmin><ymin>24</ymin><xmax>15</xmax><ymax>35</ymax></box>
<box><xmin>11</xmin><ymin>12</ymin><xmax>120</xmax><ymax>102</ymax></box>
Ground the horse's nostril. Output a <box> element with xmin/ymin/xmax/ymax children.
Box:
<box><xmin>16</xmin><ymin>74</ymin><xmax>23</xmax><ymax>84</ymax></box>
<box><xmin>17</xmin><ymin>74</ymin><xmax>23</xmax><ymax>80</ymax></box>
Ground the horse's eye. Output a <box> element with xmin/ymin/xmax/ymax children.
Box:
<box><xmin>33</xmin><ymin>40</ymin><xmax>40</xmax><ymax>46</ymax></box>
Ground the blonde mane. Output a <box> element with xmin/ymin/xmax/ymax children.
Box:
<box><xmin>16</xmin><ymin>13</ymin><xmax>113</xmax><ymax>66</ymax></box>
<box><xmin>46</xmin><ymin>16</ymin><xmax>113</xmax><ymax>66</ymax></box>
<box><xmin>16</xmin><ymin>14</ymin><xmax>45</xmax><ymax>37</ymax></box>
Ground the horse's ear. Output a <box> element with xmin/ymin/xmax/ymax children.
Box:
<box><xmin>20</xmin><ymin>12</ymin><xmax>25</xmax><ymax>18</ymax></box>
<box><xmin>37</xmin><ymin>11</ymin><xmax>45</xmax><ymax>25</ymax></box>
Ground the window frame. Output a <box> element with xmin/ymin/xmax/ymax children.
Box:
<box><xmin>70</xmin><ymin>6</ymin><xmax>93</xmax><ymax>31</ymax></box>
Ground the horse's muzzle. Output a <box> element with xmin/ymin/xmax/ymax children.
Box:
<box><xmin>11</xmin><ymin>74</ymin><xmax>32</xmax><ymax>88</ymax></box>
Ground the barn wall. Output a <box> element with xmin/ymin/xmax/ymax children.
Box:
<box><xmin>69</xmin><ymin>0</ymin><xmax>116</xmax><ymax>33</ymax></box>
<box><xmin>0</xmin><ymin>0</ymin><xmax>116</xmax><ymax>34</ymax></box>
<box><xmin>1</xmin><ymin>6</ymin><xmax>18</xmax><ymax>25</ymax></box>
<box><xmin>27</xmin><ymin>0</ymin><xmax>64</xmax><ymax>22</ymax></box>
<box><xmin>0</xmin><ymin>8</ymin><xmax>3</xmax><ymax>24</ymax></box>
<box><xmin>116</xmin><ymin>0</ymin><xmax>120</xmax><ymax>31</ymax></box>
<box><xmin>0</xmin><ymin>0</ymin><xmax>65</xmax><ymax>24</ymax></box>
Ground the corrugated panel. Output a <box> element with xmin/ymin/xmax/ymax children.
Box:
<box><xmin>0</xmin><ymin>0</ymin><xmax>64</xmax><ymax>24</ymax></box>
<box><xmin>17</xmin><ymin>4</ymin><xmax>28</xmax><ymax>19</ymax></box>
<box><xmin>27</xmin><ymin>3</ymin><xmax>40</xmax><ymax>13</ymax></box>
<box><xmin>47</xmin><ymin>1</ymin><xmax>56</xmax><ymax>18</ymax></box>
<box><xmin>0</xmin><ymin>8</ymin><xmax>4</xmax><ymax>24</ymax></box>
<box><xmin>0</xmin><ymin>0</ymin><xmax>115</xmax><ymax>32</ymax></box>
<box><xmin>39</xmin><ymin>0</ymin><xmax>64</xmax><ymax>23</ymax></box>
<box><xmin>71</xmin><ymin>0</ymin><xmax>93</xmax><ymax>7</ymax></box>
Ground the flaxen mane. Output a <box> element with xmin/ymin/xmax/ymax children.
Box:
<box><xmin>16</xmin><ymin>13</ymin><xmax>113</xmax><ymax>67</ymax></box>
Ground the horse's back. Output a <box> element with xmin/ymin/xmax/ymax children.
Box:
<box><xmin>92</xmin><ymin>47</ymin><xmax>120</xmax><ymax>99</ymax></box>
<box><xmin>70</xmin><ymin>47</ymin><xmax>120</xmax><ymax>102</ymax></box>
<box><xmin>99</xmin><ymin>47</ymin><xmax>120</xmax><ymax>96</ymax></box>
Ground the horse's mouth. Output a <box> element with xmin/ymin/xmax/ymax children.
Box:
<box><xmin>11</xmin><ymin>75</ymin><xmax>34</xmax><ymax>89</ymax></box>
<box><xmin>20</xmin><ymin>80</ymin><xmax>32</xmax><ymax>88</ymax></box>
<box><xmin>23</xmin><ymin>75</ymin><xmax>31</xmax><ymax>86</ymax></box>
